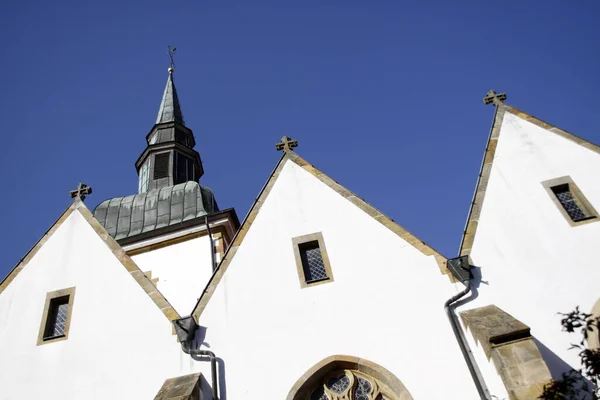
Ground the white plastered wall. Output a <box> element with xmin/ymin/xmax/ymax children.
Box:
<box><xmin>131</xmin><ymin>235</ymin><xmax>215</xmax><ymax>316</ymax></box>
<box><xmin>193</xmin><ymin>159</ymin><xmax>482</xmax><ymax>399</ymax></box>
<box><xmin>463</xmin><ymin>111</ymin><xmax>600</xmax><ymax>397</ymax></box>
<box><xmin>0</xmin><ymin>209</ymin><xmax>189</xmax><ymax>400</ymax></box>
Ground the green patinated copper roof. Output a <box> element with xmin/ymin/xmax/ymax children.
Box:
<box><xmin>93</xmin><ymin>181</ymin><xmax>218</xmax><ymax>241</ymax></box>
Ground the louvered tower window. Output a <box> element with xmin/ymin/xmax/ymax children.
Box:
<box><xmin>153</xmin><ymin>153</ymin><xmax>170</xmax><ymax>179</ymax></box>
<box><xmin>174</xmin><ymin>153</ymin><xmax>195</xmax><ymax>184</ymax></box>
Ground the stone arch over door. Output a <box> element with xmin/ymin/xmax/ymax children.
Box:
<box><xmin>286</xmin><ymin>355</ymin><xmax>413</xmax><ymax>400</ymax></box>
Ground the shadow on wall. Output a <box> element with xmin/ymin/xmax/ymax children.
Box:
<box><xmin>217</xmin><ymin>357</ymin><xmax>227</xmax><ymax>400</ymax></box>
<box><xmin>199</xmin><ymin>375</ymin><xmax>213</xmax><ymax>400</ymax></box>
<box><xmin>534</xmin><ymin>337</ymin><xmax>590</xmax><ymax>383</ymax></box>
<box><xmin>455</xmin><ymin>266</ymin><xmax>486</xmax><ymax>308</ymax></box>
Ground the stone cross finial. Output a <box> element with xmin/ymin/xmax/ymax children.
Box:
<box><xmin>483</xmin><ymin>90</ymin><xmax>507</xmax><ymax>106</ymax></box>
<box><xmin>69</xmin><ymin>183</ymin><xmax>92</xmax><ymax>201</ymax></box>
<box><xmin>275</xmin><ymin>136</ymin><xmax>298</xmax><ymax>152</ymax></box>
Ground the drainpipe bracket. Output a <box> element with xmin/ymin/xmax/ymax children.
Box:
<box><xmin>447</xmin><ymin>255</ymin><xmax>472</xmax><ymax>283</ymax></box>
<box><xmin>173</xmin><ymin>315</ymin><xmax>198</xmax><ymax>343</ymax></box>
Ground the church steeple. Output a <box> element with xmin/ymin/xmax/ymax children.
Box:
<box><xmin>135</xmin><ymin>62</ymin><xmax>204</xmax><ymax>193</ymax></box>
<box><xmin>93</xmin><ymin>49</ymin><xmax>223</xmax><ymax>242</ymax></box>
<box><xmin>155</xmin><ymin>69</ymin><xmax>184</xmax><ymax>125</ymax></box>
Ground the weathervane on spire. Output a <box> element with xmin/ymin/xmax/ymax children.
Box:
<box><xmin>168</xmin><ymin>46</ymin><xmax>176</xmax><ymax>73</ymax></box>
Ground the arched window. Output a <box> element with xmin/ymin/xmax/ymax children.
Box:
<box><xmin>287</xmin><ymin>355</ymin><xmax>413</xmax><ymax>400</ymax></box>
<box><xmin>309</xmin><ymin>369</ymin><xmax>393</xmax><ymax>400</ymax></box>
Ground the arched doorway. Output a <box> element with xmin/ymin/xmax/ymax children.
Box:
<box><xmin>287</xmin><ymin>355</ymin><xmax>413</xmax><ymax>400</ymax></box>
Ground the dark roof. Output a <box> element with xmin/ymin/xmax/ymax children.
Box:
<box><xmin>156</xmin><ymin>71</ymin><xmax>184</xmax><ymax>125</ymax></box>
<box><xmin>93</xmin><ymin>181</ymin><xmax>218</xmax><ymax>241</ymax></box>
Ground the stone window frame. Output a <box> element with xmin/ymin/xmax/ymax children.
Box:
<box><xmin>37</xmin><ymin>287</ymin><xmax>76</xmax><ymax>346</ymax></box>
<box><xmin>292</xmin><ymin>232</ymin><xmax>334</xmax><ymax>289</ymax></box>
<box><xmin>286</xmin><ymin>354</ymin><xmax>413</xmax><ymax>400</ymax></box>
<box><xmin>542</xmin><ymin>176</ymin><xmax>599</xmax><ymax>227</ymax></box>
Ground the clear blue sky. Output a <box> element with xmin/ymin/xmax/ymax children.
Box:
<box><xmin>1</xmin><ymin>1</ymin><xmax>599</xmax><ymax>280</ymax></box>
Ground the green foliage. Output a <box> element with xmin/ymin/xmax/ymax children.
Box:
<box><xmin>539</xmin><ymin>307</ymin><xmax>600</xmax><ymax>399</ymax></box>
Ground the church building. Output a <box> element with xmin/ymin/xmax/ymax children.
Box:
<box><xmin>0</xmin><ymin>63</ymin><xmax>599</xmax><ymax>399</ymax></box>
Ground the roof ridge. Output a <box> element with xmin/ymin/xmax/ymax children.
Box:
<box><xmin>191</xmin><ymin>151</ymin><xmax>449</xmax><ymax>322</ymax></box>
<box><xmin>0</xmin><ymin>200</ymin><xmax>180</xmax><ymax>324</ymax></box>
<box><xmin>459</xmin><ymin>103</ymin><xmax>600</xmax><ymax>257</ymax></box>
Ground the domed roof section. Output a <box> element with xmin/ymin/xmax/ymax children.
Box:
<box><xmin>93</xmin><ymin>181</ymin><xmax>218</xmax><ymax>241</ymax></box>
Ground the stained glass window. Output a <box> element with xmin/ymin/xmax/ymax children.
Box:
<box><xmin>326</xmin><ymin>374</ymin><xmax>350</xmax><ymax>393</ymax></box>
<box><xmin>310</xmin><ymin>386</ymin><xmax>329</xmax><ymax>400</ymax></box>
<box><xmin>309</xmin><ymin>370</ymin><xmax>391</xmax><ymax>400</ymax></box>
<box><xmin>353</xmin><ymin>377</ymin><xmax>373</xmax><ymax>400</ymax></box>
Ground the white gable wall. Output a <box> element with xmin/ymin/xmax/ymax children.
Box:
<box><xmin>464</xmin><ymin>111</ymin><xmax>600</xmax><ymax>391</ymax></box>
<box><xmin>0</xmin><ymin>209</ymin><xmax>186</xmax><ymax>400</ymax></box>
<box><xmin>131</xmin><ymin>235</ymin><xmax>215</xmax><ymax>316</ymax></box>
<box><xmin>194</xmin><ymin>159</ymin><xmax>482</xmax><ymax>399</ymax></box>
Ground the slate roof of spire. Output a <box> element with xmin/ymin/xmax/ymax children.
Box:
<box><xmin>156</xmin><ymin>71</ymin><xmax>184</xmax><ymax>125</ymax></box>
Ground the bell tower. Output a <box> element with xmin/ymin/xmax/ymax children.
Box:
<box><xmin>135</xmin><ymin>64</ymin><xmax>204</xmax><ymax>193</ymax></box>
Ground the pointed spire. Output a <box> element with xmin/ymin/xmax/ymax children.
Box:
<box><xmin>156</xmin><ymin>69</ymin><xmax>184</xmax><ymax>125</ymax></box>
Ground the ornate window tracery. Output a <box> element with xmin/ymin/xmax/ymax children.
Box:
<box><xmin>308</xmin><ymin>370</ymin><xmax>393</xmax><ymax>400</ymax></box>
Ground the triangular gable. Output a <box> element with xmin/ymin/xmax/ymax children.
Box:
<box><xmin>191</xmin><ymin>151</ymin><xmax>448</xmax><ymax>321</ymax></box>
<box><xmin>0</xmin><ymin>199</ymin><xmax>180</xmax><ymax>323</ymax></box>
<box><xmin>459</xmin><ymin>104</ymin><xmax>600</xmax><ymax>256</ymax></box>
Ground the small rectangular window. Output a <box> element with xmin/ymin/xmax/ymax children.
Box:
<box><xmin>37</xmin><ymin>287</ymin><xmax>75</xmax><ymax>346</ymax></box>
<box><xmin>542</xmin><ymin>176</ymin><xmax>598</xmax><ymax>227</ymax></box>
<box><xmin>551</xmin><ymin>184</ymin><xmax>588</xmax><ymax>222</ymax></box>
<box><xmin>299</xmin><ymin>241</ymin><xmax>328</xmax><ymax>283</ymax></box>
<box><xmin>43</xmin><ymin>296</ymin><xmax>70</xmax><ymax>339</ymax></box>
<box><xmin>292</xmin><ymin>233</ymin><xmax>334</xmax><ymax>288</ymax></box>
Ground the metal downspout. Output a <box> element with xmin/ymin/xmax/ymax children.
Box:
<box><xmin>180</xmin><ymin>340</ymin><xmax>219</xmax><ymax>400</ymax></box>
<box><xmin>444</xmin><ymin>282</ymin><xmax>491</xmax><ymax>399</ymax></box>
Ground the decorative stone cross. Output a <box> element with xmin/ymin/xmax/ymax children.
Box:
<box><xmin>275</xmin><ymin>136</ymin><xmax>298</xmax><ymax>152</ymax></box>
<box><xmin>483</xmin><ymin>90</ymin><xmax>507</xmax><ymax>106</ymax></box>
<box><xmin>69</xmin><ymin>183</ymin><xmax>92</xmax><ymax>201</ymax></box>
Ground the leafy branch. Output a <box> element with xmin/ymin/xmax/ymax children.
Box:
<box><xmin>539</xmin><ymin>307</ymin><xmax>600</xmax><ymax>399</ymax></box>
